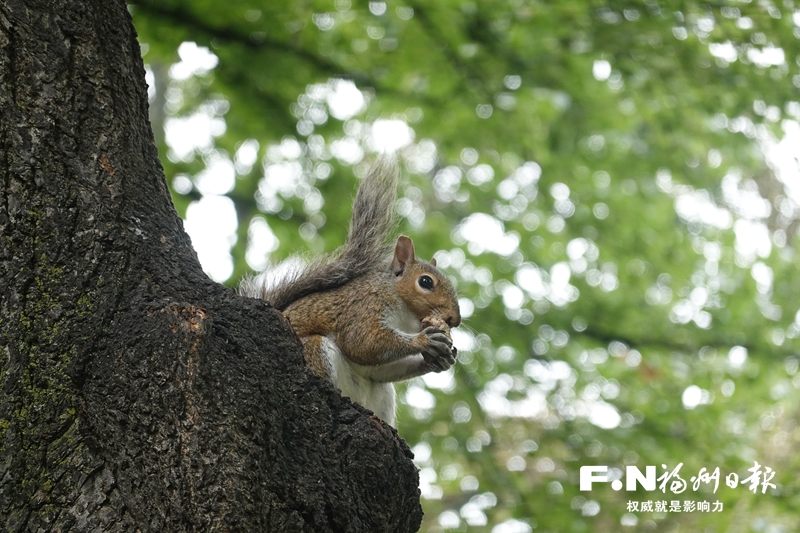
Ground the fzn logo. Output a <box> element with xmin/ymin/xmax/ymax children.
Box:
<box><xmin>580</xmin><ymin>466</ymin><xmax>657</xmax><ymax>491</ymax></box>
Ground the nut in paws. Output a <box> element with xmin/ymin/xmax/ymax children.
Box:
<box><xmin>420</xmin><ymin>315</ymin><xmax>457</xmax><ymax>371</ymax></box>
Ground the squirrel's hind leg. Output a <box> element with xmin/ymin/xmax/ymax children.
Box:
<box><xmin>302</xmin><ymin>335</ymin><xmax>397</xmax><ymax>425</ymax></box>
<box><xmin>299</xmin><ymin>335</ymin><xmax>332</xmax><ymax>380</ymax></box>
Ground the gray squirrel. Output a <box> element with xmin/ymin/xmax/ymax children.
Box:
<box><xmin>239</xmin><ymin>158</ymin><xmax>460</xmax><ymax>425</ymax></box>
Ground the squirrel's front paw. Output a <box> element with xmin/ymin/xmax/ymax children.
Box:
<box><xmin>419</xmin><ymin>326</ymin><xmax>457</xmax><ymax>372</ymax></box>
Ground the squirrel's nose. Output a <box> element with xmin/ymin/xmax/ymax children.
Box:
<box><xmin>446</xmin><ymin>314</ymin><xmax>461</xmax><ymax>328</ymax></box>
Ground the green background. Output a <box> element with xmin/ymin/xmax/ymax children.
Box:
<box><xmin>131</xmin><ymin>1</ymin><xmax>800</xmax><ymax>531</ymax></box>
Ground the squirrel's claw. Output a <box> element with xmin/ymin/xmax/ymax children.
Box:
<box><xmin>420</xmin><ymin>326</ymin><xmax>457</xmax><ymax>372</ymax></box>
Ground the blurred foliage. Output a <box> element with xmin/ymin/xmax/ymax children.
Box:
<box><xmin>131</xmin><ymin>1</ymin><xmax>800</xmax><ymax>531</ymax></box>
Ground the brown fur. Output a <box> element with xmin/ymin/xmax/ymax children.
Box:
<box><xmin>300</xmin><ymin>335</ymin><xmax>330</xmax><ymax>379</ymax></box>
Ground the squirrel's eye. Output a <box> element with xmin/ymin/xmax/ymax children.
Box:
<box><xmin>418</xmin><ymin>275</ymin><xmax>434</xmax><ymax>291</ymax></box>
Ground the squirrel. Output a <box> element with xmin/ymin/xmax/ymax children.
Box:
<box><xmin>239</xmin><ymin>157</ymin><xmax>460</xmax><ymax>426</ymax></box>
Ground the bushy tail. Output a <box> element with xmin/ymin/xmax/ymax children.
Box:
<box><xmin>245</xmin><ymin>157</ymin><xmax>399</xmax><ymax>310</ymax></box>
<box><xmin>343</xmin><ymin>156</ymin><xmax>399</xmax><ymax>278</ymax></box>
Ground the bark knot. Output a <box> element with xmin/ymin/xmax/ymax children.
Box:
<box><xmin>164</xmin><ymin>303</ymin><xmax>210</xmax><ymax>334</ymax></box>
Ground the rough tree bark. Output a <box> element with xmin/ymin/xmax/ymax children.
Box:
<box><xmin>0</xmin><ymin>1</ymin><xmax>423</xmax><ymax>531</ymax></box>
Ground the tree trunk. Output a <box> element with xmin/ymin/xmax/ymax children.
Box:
<box><xmin>0</xmin><ymin>1</ymin><xmax>423</xmax><ymax>531</ymax></box>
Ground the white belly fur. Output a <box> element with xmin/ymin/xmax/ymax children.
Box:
<box><xmin>321</xmin><ymin>336</ymin><xmax>396</xmax><ymax>425</ymax></box>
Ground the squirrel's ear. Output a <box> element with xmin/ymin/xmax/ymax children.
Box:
<box><xmin>391</xmin><ymin>235</ymin><xmax>416</xmax><ymax>275</ymax></box>
<box><xmin>430</xmin><ymin>257</ymin><xmax>437</xmax><ymax>267</ymax></box>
